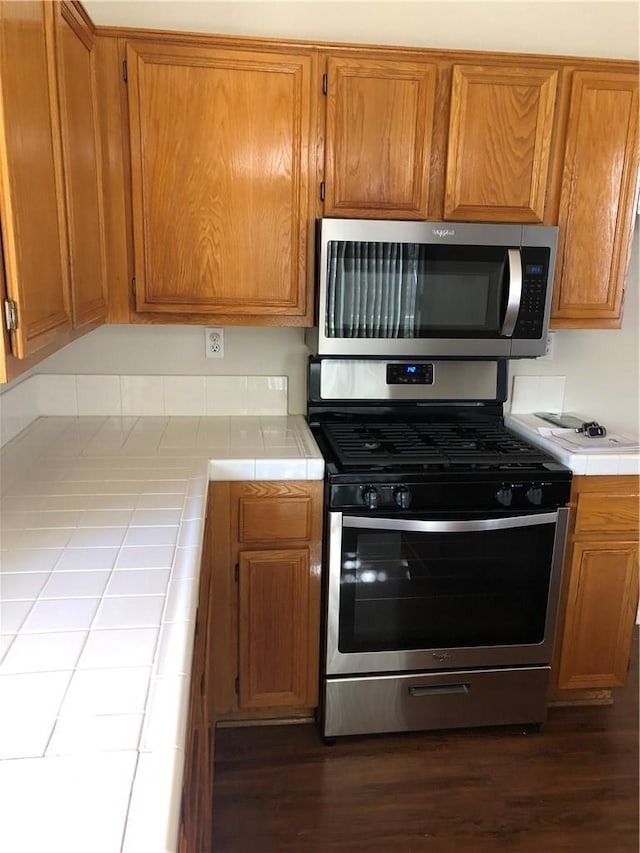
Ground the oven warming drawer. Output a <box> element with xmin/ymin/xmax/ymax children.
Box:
<box><xmin>323</xmin><ymin>666</ymin><xmax>550</xmax><ymax>737</ymax></box>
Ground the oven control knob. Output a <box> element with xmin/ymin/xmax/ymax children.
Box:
<box><xmin>362</xmin><ymin>487</ymin><xmax>380</xmax><ymax>510</ymax></box>
<box><xmin>495</xmin><ymin>484</ymin><xmax>513</xmax><ymax>507</ymax></box>
<box><xmin>394</xmin><ymin>487</ymin><xmax>412</xmax><ymax>509</ymax></box>
<box><xmin>526</xmin><ymin>484</ymin><xmax>543</xmax><ymax>506</ymax></box>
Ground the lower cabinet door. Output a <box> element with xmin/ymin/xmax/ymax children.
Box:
<box><xmin>557</xmin><ymin>541</ymin><xmax>639</xmax><ymax>689</ymax></box>
<box><xmin>238</xmin><ymin>548</ymin><xmax>316</xmax><ymax>709</ymax></box>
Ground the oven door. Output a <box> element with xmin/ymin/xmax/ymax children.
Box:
<box><xmin>325</xmin><ymin>509</ymin><xmax>569</xmax><ymax>676</ymax></box>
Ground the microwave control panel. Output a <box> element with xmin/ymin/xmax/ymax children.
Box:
<box><xmin>513</xmin><ymin>248</ymin><xmax>550</xmax><ymax>339</ymax></box>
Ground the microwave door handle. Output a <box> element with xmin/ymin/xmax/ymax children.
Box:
<box><xmin>500</xmin><ymin>248</ymin><xmax>523</xmax><ymax>337</ymax></box>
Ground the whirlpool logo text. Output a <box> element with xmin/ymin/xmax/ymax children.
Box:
<box><xmin>432</xmin><ymin>228</ymin><xmax>456</xmax><ymax>238</ymax></box>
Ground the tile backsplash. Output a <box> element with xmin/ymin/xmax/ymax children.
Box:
<box><xmin>0</xmin><ymin>375</ymin><xmax>39</xmax><ymax>447</ymax></box>
<box><xmin>0</xmin><ymin>374</ymin><xmax>288</xmax><ymax>448</ymax></box>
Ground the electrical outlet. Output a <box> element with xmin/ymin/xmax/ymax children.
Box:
<box><xmin>539</xmin><ymin>332</ymin><xmax>555</xmax><ymax>361</ymax></box>
<box><xmin>205</xmin><ymin>327</ymin><xmax>224</xmax><ymax>359</ymax></box>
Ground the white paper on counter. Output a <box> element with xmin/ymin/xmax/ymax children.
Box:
<box><xmin>545</xmin><ymin>429</ymin><xmax>640</xmax><ymax>453</ymax></box>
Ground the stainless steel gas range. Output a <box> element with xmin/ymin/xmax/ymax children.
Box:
<box><xmin>307</xmin><ymin>358</ymin><xmax>572</xmax><ymax>740</ymax></box>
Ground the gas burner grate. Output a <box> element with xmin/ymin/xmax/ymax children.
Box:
<box><xmin>323</xmin><ymin>423</ymin><xmax>449</xmax><ymax>467</ymax></box>
<box><xmin>322</xmin><ymin>420</ymin><xmax>548</xmax><ymax>470</ymax></box>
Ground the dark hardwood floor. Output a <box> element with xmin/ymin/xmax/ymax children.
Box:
<box><xmin>213</xmin><ymin>636</ymin><xmax>639</xmax><ymax>853</ymax></box>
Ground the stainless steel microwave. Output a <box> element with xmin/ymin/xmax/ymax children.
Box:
<box><xmin>306</xmin><ymin>219</ymin><xmax>558</xmax><ymax>358</ymax></box>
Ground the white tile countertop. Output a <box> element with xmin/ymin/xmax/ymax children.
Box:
<box><xmin>0</xmin><ymin>415</ymin><xmax>324</xmax><ymax>853</ymax></box>
<box><xmin>506</xmin><ymin>413</ymin><xmax>640</xmax><ymax>476</ymax></box>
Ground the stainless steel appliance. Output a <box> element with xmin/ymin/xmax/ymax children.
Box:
<box><xmin>308</xmin><ymin>357</ymin><xmax>572</xmax><ymax>739</ymax></box>
<box><xmin>306</xmin><ymin>218</ymin><xmax>558</xmax><ymax>359</ymax></box>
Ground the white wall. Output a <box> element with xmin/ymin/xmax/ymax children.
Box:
<box><xmin>2</xmin><ymin>1</ymin><xmax>639</xmax><ymax>428</ymax></box>
<box><xmin>35</xmin><ymin>326</ymin><xmax>310</xmax><ymax>414</ymax></box>
<box><xmin>83</xmin><ymin>1</ymin><xmax>640</xmax><ymax>61</ymax></box>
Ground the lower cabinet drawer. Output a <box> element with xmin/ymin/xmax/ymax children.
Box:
<box><xmin>323</xmin><ymin>667</ymin><xmax>550</xmax><ymax>737</ymax></box>
<box><xmin>575</xmin><ymin>492</ymin><xmax>639</xmax><ymax>534</ymax></box>
<box><xmin>238</xmin><ymin>496</ymin><xmax>312</xmax><ymax>542</ymax></box>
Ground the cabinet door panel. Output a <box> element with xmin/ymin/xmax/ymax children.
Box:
<box><xmin>444</xmin><ymin>65</ymin><xmax>557</xmax><ymax>222</ymax></box>
<box><xmin>54</xmin><ymin>2</ymin><xmax>108</xmax><ymax>329</ymax></box>
<box><xmin>238</xmin><ymin>548</ymin><xmax>314</xmax><ymax>708</ymax></box>
<box><xmin>552</xmin><ymin>71</ymin><xmax>639</xmax><ymax>326</ymax></box>
<box><xmin>558</xmin><ymin>542</ymin><xmax>639</xmax><ymax>689</ymax></box>
<box><xmin>126</xmin><ymin>42</ymin><xmax>313</xmax><ymax>318</ymax></box>
<box><xmin>211</xmin><ymin>481</ymin><xmax>322</xmax><ymax>720</ymax></box>
<box><xmin>324</xmin><ymin>56</ymin><xmax>436</xmax><ymax>218</ymax></box>
<box><xmin>0</xmin><ymin>0</ymin><xmax>71</xmax><ymax>358</ymax></box>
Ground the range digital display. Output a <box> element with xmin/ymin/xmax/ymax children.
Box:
<box><xmin>386</xmin><ymin>363</ymin><xmax>434</xmax><ymax>385</ymax></box>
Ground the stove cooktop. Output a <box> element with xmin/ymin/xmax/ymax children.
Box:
<box><xmin>307</xmin><ymin>358</ymin><xmax>572</xmax><ymax>511</ymax></box>
<box><xmin>311</xmin><ymin>417</ymin><xmax>572</xmax><ymax>511</ymax></box>
<box><xmin>316</xmin><ymin>419</ymin><xmax>556</xmax><ymax>472</ymax></box>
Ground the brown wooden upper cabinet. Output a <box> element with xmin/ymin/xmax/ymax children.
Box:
<box><xmin>0</xmin><ymin>0</ymin><xmax>72</xmax><ymax>362</ymax></box>
<box><xmin>444</xmin><ymin>64</ymin><xmax>558</xmax><ymax>223</ymax></box>
<box><xmin>125</xmin><ymin>40</ymin><xmax>316</xmax><ymax>323</ymax></box>
<box><xmin>551</xmin><ymin>70</ymin><xmax>639</xmax><ymax>329</ymax></box>
<box><xmin>322</xmin><ymin>54</ymin><xmax>437</xmax><ymax>219</ymax></box>
<box><xmin>53</xmin><ymin>1</ymin><xmax>108</xmax><ymax>331</ymax></box>
<box><xmin>0</xmin><ymin>0</ymin><xmax>107</xmax><ymax>380</ymax></box>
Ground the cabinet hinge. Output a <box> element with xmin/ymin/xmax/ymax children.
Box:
<box><xmin>131</xmin><ymin>278</ymin><xmax>136</xmax><ymax>299</ymax></box>
<box><xmin>235</xmin><ymin>676</ymin><xmax>240</xmax><ymax>694</ymax></box>
<box><xmin>322</xmin><ymin>73</ymin><xmax>327</xmax><ymax>95</ymax></box>
<box><xmin>3</xmin><ymin>299</ymin><xmax>17</xmax><ymax>332</ymax></box>
<box><xmin>122</xmin><ymin>59</ymin><xmax>128</xmax><ymax>82</ymax></box>
<box><xmin>234</xmin><ymin>563</ymin><xmax>239</xmax><ymax>581</ymax></box>
<box><xmin>320</xmin><ymin>181</ymin><xmax>325</xmax><ymax>202</ymax></box>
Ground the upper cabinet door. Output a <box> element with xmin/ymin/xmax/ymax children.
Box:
<box><xmin>0</xmin><ymin>0</ymin><xmax>72</xmax><ymax>359</ymax></box>
<box><xmin>323</xmin><ymin>55</ymin><xmax>437</xmax><ymax>219</ymax></box>
<box><xmin>551</xmin><ymin>71</ymin><xmax>639</xmax><ymax>328</ymax></box>
<box><xmin>126</xmin><ymin>41</ymin><xmax>315</xmax><ymax>321</ymax></box>
<box><xmin>53</xmin><ymin>2</ymin><xmax>108</xmax><ymax>331</ymax></box>
<box><xmin>444</xmin><ymin>64</ymin><xmax>558</xmax><ymax>223</ymax></box>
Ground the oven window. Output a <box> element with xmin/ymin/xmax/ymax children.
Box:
<box><xmin>337</xmin><ymin>521</ymin><xmax>556</xmax><ymax>652</ymax></box>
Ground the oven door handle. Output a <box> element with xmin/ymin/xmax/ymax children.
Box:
<box><xmin>343</xmin><ymin>513</ymin><xmax>558</xmax><ymax>533</ymax></box>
